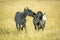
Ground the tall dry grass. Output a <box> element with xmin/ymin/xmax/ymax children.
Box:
<box><xmin>0</xmin><ymin>1</ymin><xmax>60</xmax><ymax>40</ymax></box>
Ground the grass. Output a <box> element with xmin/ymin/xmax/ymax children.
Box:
<box><xmin>0</xmin><ymin>1</ymin><xmax>60</xmax><ymax>40</ymax></box>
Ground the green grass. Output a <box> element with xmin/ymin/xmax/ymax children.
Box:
<box><xmin>0</xmin><ymin>1</ymin><xmax>60</xmax><ymax>40</ymax></box>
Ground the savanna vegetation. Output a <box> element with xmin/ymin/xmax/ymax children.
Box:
<box><xmin>0</xmin><ymin>0</ymin><xmax>60</xmax><ymax>40</ymax></box>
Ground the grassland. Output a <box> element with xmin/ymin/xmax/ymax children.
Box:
<box><xmin>0</xmin><ymin>1</ymin><xmax>60</xmax><ymax>40</ymax></box>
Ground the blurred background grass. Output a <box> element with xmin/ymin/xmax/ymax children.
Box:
<box><xmin>0</xmin><ymin>0</ymin><xmax>60</xmax><ymax>40</ymax></box>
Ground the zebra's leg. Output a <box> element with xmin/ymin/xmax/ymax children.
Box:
<box><xmin>42</xmin><ymin>21</ymin><xmax>46</xmax><ymax>31</ymax></box>
<box><xmin>42</xmin><ymin>25</ymin><xmax>44</xmax><ymax>31</ymax></box>
<box><xmin>21</xmin><ymin>25</ymin><xmax>24</xmax><ymax>30</ymax></box>
<box><xmin>38</xmin><ymin>26</ymin><xmax>40</xmax><ymax>31</ymax></box>
<box><xmin>38</xmin><ymin>23</ymin><xmax>43</xmax><ymax>31</ymax></box>
<box><xmin>24</xmin><ymin>23</ymin><xmax>26</xmax><ymax>30</ymax></box>
<box><xmin>33</xmin><ymin>23</ymin><xmax>37</xmax><ymax>30</ymax></box>
<box><xmin>37</xmin><ymin>21</ymin><xmax>42</xmax><ymax>31</ymax></box>
<box><xmin>16</xmin><ymin>23</ymin><xmax>18</xmax><ymax>30</ymax></box>
<box><xmin>37</xmin><ymin>23</ymin><xmax>39</xmax><ymax>30</ymax></box>
<box><xmin>38</xmin><ymin>25</ymin><xmax>40</xmax><ymax>31</ymax></box>
<box><xmin>34</xmin><ymin>25</ymin><xmax>36</xmax><ymax>30</ymax></box>
<box><xmin>21</xmin><ymin>23</ymin><xmax>26</xmax><ymax>30</ymax></box>
<box><xmin>19</xmin><ymin>23</ymin><xmax>21</xmax><ymax>31</ymax></box>
<box><xmin>43</xmin><ymin>21</ymin><xmax>46</xmax><ymax>28</ymax></box>
<box><xmin>38</xmin><ymin>24</ymin><xmax>42</xmax><ymax>31</ymax></box>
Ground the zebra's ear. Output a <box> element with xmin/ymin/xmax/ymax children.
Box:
<box><xmin>24</xmin><ymin>8</ymin><xmax>26</xmax><ymax>10</ymax></box>
<box><xmin>44</xmin><ymin>13</ymin><xmax>45</xmax><ymax>15</ymax></box>
<box><xmin>26</xmin><ymin>7</ymin><xmax>28</xmax><ymax>9</ymax></box>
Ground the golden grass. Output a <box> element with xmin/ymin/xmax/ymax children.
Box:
<box><xmin>0</xmin><ymin>1</ymin><xmax>60</xmax><ymax>40</ymax></box>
